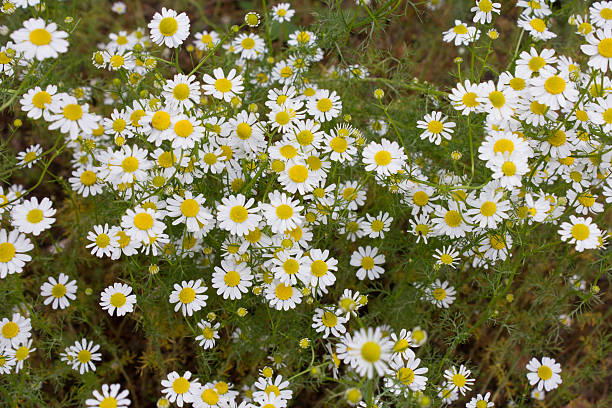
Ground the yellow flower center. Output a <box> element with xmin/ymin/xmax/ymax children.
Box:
<box><xmin>544</xmin><ymin>75</ymin><xmax>566</xmax><ymax>95</ymax></box>
<box><xmin>571</xmin><ymin>223</ymin><xmax>589</xmax><ymax>241</ymax></box>
<box><xmin>501</xmin><ymin>161</ymin><xmax>516</xmax><ymax>176</ymax></box>
<box><xmin>452</xmin><ymin>373</ymin><xmax>466</xmax><ymax>387</ymax></box>
<box><xmin>159</xmin><ymin>17</ymin><xmax>178</xmax><ymax>36</ymax></box>
<box><xmin>444</xmin><ymin>210</ymin><xmax>462</xmax><ymax>227</ymax></box>
<box><xmin>29</xmin><ymin>28</ymin><xmax>52</xmax><ymax>45</ymax></box>
<box><xmin>229</xmin><ymin>205</ymin><xmax>248</xmax><ymax>223</ymax></box>
<box><xmin>433</xmin><ymin>288</ymin><xmax>447</xmax><ymax>300</ymax></box>
<box><xmin>121</xmin><ymin>156</ymin><xmax>139</xmax><ymax>173</ymax></box>
<box><xmin>478</xmin><ymin>0</ymin><xmax>493</xmax><ymax>12</ymax></box>
<box><xmin>317</xmin><ymin>98</ymin><xmax>333</xmax><ymax>112</ymax></box>
<box><xmin>236</xmin><ymin>123</ymin><xmax>252</xmax><ymax>140</ymax></box>
<box><xmin>275</xmin><ymin>204</ymin><xmax>293</xmax><ymax>220</ymax></box>
<box><xmin>214</xmin><ymin>78</ymin><xmax>232</xmax><ymax>93</ymax></box>
<box><xmin>95</xmin><ymin>233</ymin><xmax>110</xmax><ymax>248</ymax></box>
<box><xmin>548</xmin><ymin>130</ymin><xmax>566</xmax><ymax>147</ymax></box>
<box><xmin>77</xmin><ymin>349</ymin><xmax>92</xmax><ymax>363</ymax></box>
<box><xmin>413</xmin><ymin>191</ymin><xmax>429</xmax><ymax>206</ymax></box>
<box><xmin>275</xmin><ymin>283</ymin><xmax>293</xmax><ymax>300</ymax></box>
<box><xmin>110</xmin><ymin>292</ymin><xmax>127</xmax><ymax>308</ymax></box>
<box><xmin>374</xmin><ymin>151</ymin><xmax>391</xmax><ymax>166</ymax></box>
<box><xmin>529</xmin><ymin>18</ymin><xmax>546</xmax><ymax>33</ymax></box>
<box><xmin>178</xmin><ymin>287</ymin><xmax>196</xmax><ymax>304</ymax></box>
<box><xmin>602</xmin><ymin>108</ymin><xmax>612</xmax><ymax>124</ymax></box>
<box><xmin>32</xmin><ymin>91</ymin><xmax>52</xmax><ymax>109</ymax></box>
<box><xmin>152</xmin><ymin>111</ymin><xmax>171</xmax><ymax>130</ymax></box>
<box><xmin>180</xmin><ymin>199</ymin><xmax>199</xmax><ymax>217</ymax></box>
<box><xmin>537</xmin><ymin>365</ymin><xmax>553</xmax><ymax>380</ymax></box>
<box><xmin>63</xmin><ymin>104</ymin><xmax>83</xmax><ymax>121</ymax></box>
<box><xmin>174</xmin><ymin>119</ymin><xmax>193</xmax><ymax>138</ymax></box>
<box><xmin>0</xmin><ymin>242</ymin><xmax>16</xmax><ymax>263</ymax></box>
<box><xmin>241</xmin><ymin>37</ymin><xmax>256</xmax><ymax>49</ymax></box>
<box><xmin>462</xmin><ymin>92</ymin><xmax>479</xmax><ymax>107</ymax></box>
<box><xmin>509</xmin><ymin>77</ymin><xmax>526</xmax><ymax>91</ymax></box>
<box><xmin>173</xmin><ymin>83</ymin><xmax>190</xmax><ymax>100</ymax></box>
<box><xmin>310</xmin><ymin>260</ymin><xmax>328</xmax><ymax>277</ymax></box>
<box><xmin>133</xmin><ymin>212</ymin><xmax>154</xmax><ymax>230</ymax></box>
<box><xmin>528</xmin><ymin>56</ymin><xmax>545</xmax><ymax>72</ymax></box>
<box><xmin>27</xmin><ymin>209</ymin><xmax>44</xmax><ymax>224</ymax></box>
<box><xmin>601</xmin><ymin>7</ymin><xmax>612</xmax><ymax>20</ymax></box>
<box><xmin>480</xmin><ymin>201</ymin><xmax>497</xmax><ymax>217</ymax></box>
<box><xmin>172</xmin><ymin>377</ymin><xmax>190</xmax><ymax>394</ymax></box>
<box><xmin>224</xmin><ymin>270</ymin><xmax>241</xmax><ymax>287</ymax></box>
<box><xmin>488</xmin><ymin>91</ymin><xmax>505</xmax><ymax>108</ymax></box>
<box><xmin>398</xmin><ymin>367</ymin><xmax>415</xmax><ymax>384</ymax></box>
<box><xmin>394</xmin><ymin>339</ymin><xmax>410</xmax><ymax>353</ymax></box>
<box><xmin>360</xmin><ymin>256</ymin><xmax>375</xmax><ymax>270</ymax></box>
<box><xmin>1</xmin><ymin>322</ymin><xmax>19</xmax><ymax>338</ymax></box>
<box><xmin>427</xmin><ymin>120</ymin><xmax>444</xmax><ymax>134</ymax></box>
<box><xmin>453</xmin><ymin>24</ymin><xmax>468</xmax><ymax>34</ymax></box>
<box><xmin>201</xmin><ymin>388</ymin><xmax>219</xmax><ymax>404</ymax></box>
<box><xmin>530</xmin><ymin>101</ymin><xmax>547</xmax><ymax>115</ymax></box>
<box><xmin>51</xmin><ymin>283</ymin><xmax>66</xmax><ymax>298</ymax></box>
<box><xmin>360</xmin><ymin>341</ymin><xmax>381</xmax><ymax>363</ymax></box>
<box><xmin>99</xmin><ymin>397</ymin><xmax>118</xmax><ymax>408</ymax></box>
<box><xmin>288</xmin><ymin>165</ymin><xmax>308</xmax><ymax>183</ymax></box>
<box><xmin>322</xmin><ymin>311</ymin><xmax>338</xmax><ymax>327</ymax></box>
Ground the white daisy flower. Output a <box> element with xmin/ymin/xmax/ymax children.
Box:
<box><xmin>264</xmin><ymin>280</ymin><xmax>302</xmax><ymax>311</ymax></box>
<box><xmin>0</xmin><ymin>229</ymin><xmax>33</xmax><ymax>278</ymax></box>
<box><xmin>10</xmin><ymin>18</ymin><xmax>69</xmax><ymax>60</ymax></box>
<box><xmin>312</xmin><ymin>307</ymin><xmax>348</xmax><ymax>338</ymax></box>
<box><xmin>339</xmin><ymin>327</ymin><xmax>393</xmax><ymax>379</ymax></box>
<box><xmin>212</xmin><ymin>258</ymin><xmax>253</xmax><ymax>300</ymax></box>
<box><xmin>385</xmin><ymin>354</ymin><xmax>429</xmax><ymax>395</ymax></box>
<box><xmin>100</xmin><ymin>282</ymin><xmax>137</xmax><ymax>316</ymax></box>
<box><xmin>194</xmin><ymin>321</ymin><xmax>220</xmax><ymax>349</ymax></box>
<box><xmin>350</xmin><ymin>245</ymin><xmax>385</xmax><ymax>281</ymax></box>
<box><xmin>0</xmin><ymin>313</ymin><xmax>31</xmax><ymax>349</ymax></box>
<box><xmin>70</xmin><ymin>338</ymin><xmax>102</xmax><ymax>374</ymax></box>
<box><xmin>86</xmin><ymin>384</ymin><xmax>131</xmax><ymax>408</ymax></box>
<box><xmin>306</xmin><ymin>89</ymin><xmax>342</xmax><ymax>122</ymax></box>
<box><xmin>169</xmin><ymin>279</ymin><xmax>208</xmax><ymax>316</ymax></box>
<box><xmin>261</xmin><ymin>190</ymin><xmax>304</xmax><ymax>234</ymax></box>
<box><xmin>558</xmin><ymin>215</ymin><xmax>601</xmax><ymax>252</ymax></box>
<box><xmin>202</xmin><ymin>68</ymin><xmax>244</xmax><ymax>102</ymax></box>
<box><xmin>10</xmin><ymin>196</ymin><xmax>56</xmax><ymax>236</ymax></box>
<box><xmin>163</xmin><ymin>74</ymin><xmax>201</xmax><ymax>111</ymax></box>
<box><xmin>40</xmin><ymin>273</ymin><xmax>77</xmax><ymax>310</ymax></box>
<box><xmin>148</xmin><ymin>8</ymin><xmax>190</xmax><ymax>48</ymax></box>
<box><xmin>526</xmin><ymin>357</ymin><xmax>562</xmax><ymax>391</ymax></box>
<box><xmin>19</xmin><ymin>85</ymin><xmax>58</xmax><ymax>120</ymax></box>
<box><xmin>161</xmin><ymin>371</ymin><xmax>198</xmax><ymax>407</ymax></box>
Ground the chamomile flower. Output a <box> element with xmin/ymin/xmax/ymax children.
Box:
<box><xmin>362</xmin><ymin>139</ymin><xmax>406</xmax><ymax>176</ymax></box>
<box><xmin>530</xmin><ymin>71</ymin><xmax>578</xmax><ymax>111</ymax></box>
<box><xmin>47</xmin><ymin>95</ymin><xmax>98</xmax><ymax>139</ymax></box>
<box><xmin>232</xmin><ymin>33</ymin><xmax>266</xmax><ymax>60</ymax></box>
<box><xmin>272</xmin><ymin>3</ymin><xmax>295</xmax><ymax>23</ymax></box>
<box><xmin>385</xmin><ymin>355</ymin><xmax>429</xmax><ymax>395</ymax></box>
<box><xmin>20</xmin><ymin>85</ymin><xmax>58</xmax><ymax>120</ymax></box>
<box><xmin>279</xmin><ymin>159</ymin><xmax>319</xmax><ymax>195</ymax></box>
<box><xmin>0</xmin><ymin>313</ymin><xmax>31</xmax><ymax>349</ymax></box>
<box><xmin>169</xmin><ymin>279</ymin><xmax>208</xmax><ymax>317</ymax></box>
<box><xmin>166</xmin><ymin>192</ymin><xmax>213</xmax><ymax>233</ymax></box>
<box><xmin>252</xmin><ymin>375</ymin><xmax>293</xmax><ymax>404</ymax></box>
<box><xmin>195</xmin><ymin>321</ymin><xmax>221</xmax><ymax>349</ymax></box>
<box><xmin>70</xmin><ymin>338</ymin><xmax>102</xmax><ymax>374</ymax></box>
<box><xmin>161</xmin><ymin>371</ymin><xmax>197</xmax><ymax>407</ymax></box>
<box><xmin>306</xmin><ymin>248</ymin><xmax>337</xmax><ymax>295</ymax></box>
<box><xmin>86</xmin><ymin>224</ymin><xmax>120</xmax><ymax>258</ymax></box>
<box><xmin>0</xmin><ymin>229</ymin><xmax>33</xmax><ymax>278</ymax></box>
<box><xmin>217</xmin><ymin>194</ymin><xmax>262</xmax><ymax>236</ymax></box>
<box><xmin>489</xmin><ymin>154</ymin><xmax>529</xmax><ymax>189</ymax></box>
<box><xmin>361</xmin><ymin>211</ymin><xmax>393</xmax><ymax>239</ymax></box>
<box><xmin>443</xmin><ymin>20</ymin><xmax>480</xmax><ymax>45</ymax></box>
<box><xmin>408</xmin><ymin>214</ymin><xmax>434</xmax><ymax>244</ymax></box>
<box><xmin>288</xmin><ymin>30</ymin><xmax>316</xmax><ymax>47</ymax></box>
<box><xmin>11</xmin><ymin>196</ymin><xmax>56</xmax><ymax>236</ymax></box>
<box><xmin>6</xmin><ymin>339</ymin><xmax>35</xmax><ymax>372</ymax></box>
<box><xmin>433</xmin><ymin>246</ymin><xmax>460</xmax><ymax>269</ymax></box>
<box><xmin>426</xmin><ymin>279</ymin><xmax>456</xmax><ymax>308</ymax></box>
<box><xmin>40</xmin><ymin>273</ymin><xmax>77</xmax><ymax>310</ymax></box>
<box><xmin>194</xmin><ymin>30</ymin><xmax>220</xmax><ymax>50</ymax></box>
<box><xmin>86</xmin><ymin>384</ymin><xmax>131</xmax><ymax>408</ymax></box>
<box><xmin>526</xmin><ymin>357</ymin><xmax>562</xmax><ymax>391</ymax></box>
<box><xmin>444</xmin><ymin>365</ymin><xmax>475</xmax><ymax>395</ymax></box>
<box><xmin>471</xmin><ymin>0</ymin><xmax>500</xmax><ymax>24</ymax></box>
<box><xmin>212</xmin><ymin>258</ymin><xmax>253</xmax><ymax>300</ymax></box>
<box><xmin>312</xmin><ymin>307</ymin><xmax>348</xmax><ymax>338</ymax></box>
<box><xmin>449</xmin><ymin>80</ymin><xmax>482</xmax><ymax>115</ymax></box>
<box><xmin>350</xmin><ymin>245</ymin><xmax>385</xmax><ymax>281</ymax></box>
<box><xmin>340</xmin><ymin>327</ymin><xmax>393</xmax><ymax>378</ymax></box>
<box><xmin>307</xmin><ymin>89</ymin><xmax>342</xmax><ymax>122</ymax></box>
<box><xmin>148</xmin><ymin>8</ymin><xmax>190</xmax><ymax>48</ymax></box>
<box><xmin>557</xmin><ymin>215</ymin><xmax>601</xmax><ymax>252</ymax></box>
<box><xmin>466</xmin><ymin>190</ymin><xmax>510</xmax><ymax>229</ymax></box>
<box><xmin>261</xmin><ymin>190</ymin><xmax>304</xmax><ymax>233</ymax></box>
<box><xmin>100</xmin><ymin>282</ymin><xmax>137</xmax><ymax>316</ymax></box>
<box><xmin>438</xmin><ymin>382</ymin><xmax>460</xmax><ymax>404</ymax></box>
<box><xmin>120</xmin><ymin>207</ymin><xmax>166</xmax><ymax>242</ymax></box>
<box><xmin>163</xmin><ymin>74</ymin><xmax>201</xmax><ymax>111</ymax></box>
<box><xmin>432</xmin><ymin>202</ymin><xmax>471</xmax><ymax>239</ymax></box>
<box><xmin>515</xmin><ymin>47</ymin><xmax>557</xmax><ymax>78</ymax></box>
<box><xmin>10</xmin><ymin>18</ymin><xmax>69</xmax><ymax>60</ymax></box>
<box><xmin>265</xmin><ymin>280</ymin><xmax>302</xmax><ymax>311</ymax></box>
<box><xmin>202</xmin><ymin>68</ymin><xmax>244</xmax><ymax>103</ymax></box>
<box><xmin>590</xmin><ymin>1</ymin><xmax>612</xmax><ymax>29</ymax></box>
<box><xmin>466</xmin><ymin>392</ymin><xmax>494</xmax><ymax>408</ymax></box>
<box><xmin>518</xmin><ymin>14</ymin><xmax>557</xmax><ymax>41</ymax></box>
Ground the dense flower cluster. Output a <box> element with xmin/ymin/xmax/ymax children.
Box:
<box><xmin>0</xmin><ymin>0</ymin><xmax>609</xmax><ymax>407</ymax></box>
